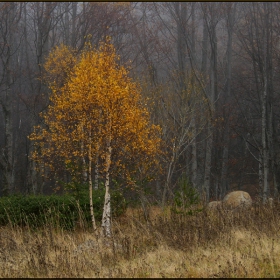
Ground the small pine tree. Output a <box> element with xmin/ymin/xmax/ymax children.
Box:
<box><xmin>172</xmin><ymin>175</ymin><xmax>202</xmax><ymax>215</ymax></box>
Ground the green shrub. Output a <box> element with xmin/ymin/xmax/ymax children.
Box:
<box><xmin>67</xmin><ymin>182</ymin><xmax>127</xmax><ymax>219</ymax></box>
<box><xmin>0</xmin><ymin>195</ymin><xmax>77</xmax><ymax>230</ymax></box>
<box><xmin>171</xmin><ymin>175</ymin><xmax>203</xmax><ymax>215</ymax></box>
<box><xmin>0</xmin><ymin>186</ymin><xmax>127</xmax><ymax>230</ymax></box>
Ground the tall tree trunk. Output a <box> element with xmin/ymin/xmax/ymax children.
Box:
<box><xmin>221</xmin><ymin>130</ymin><xmax>229</xmax><ymax>198</ymax></box>
<box><xmin>220</xmin><ymin>3</ymin><xmax>236</xmax><ymax>198</ymax></box>
<box><xmin>190</xmin><ymin>115</ymin><xmax>198</xmax><ymax>189</ymax></box>
<box><xmin>261</xmin><ymin>2</ymin><xmax>271</xmax><ymax>203</ymax></box>
<box><xmin>200</xmin><ymin>3</ymin><xmax>209</xmax><ymax>203</ymax></box>
<box><xmin>23</xmin><ymin>3</ymin><xmax>38</xmax><ymax>194</ymax></box>
<box><xmin>162</xmin><ymin>141</ymin><xmax>176</xmax><ymax>207</ymax></box>
<box><xmin>259</xmin><ymin>153</ymin><xmax>263</xmax><ymax>198</ymax></box>
<box><xmin>175</xmin><ymin>2</ymin><xmax>187</xmax><ymax>92</ymax></box>
<box><xmin>80</xmin><ymin>125</ymin><xmax>87</xmax><ymax>184</ymax></box>
<box><xmin>88</xmin><ymin>128</ymin><xmax>97</xmax><ymax>231</ymax></box>
<box><xmin>201</xmin><ymin>5</ymin><xmax>208</xmax><ymax>76</ymax></box>
<box><xmin>190</xmin><ymin>3</ymin><xmax>198</xmax><ymax>191</ymax></box>
<box><xmin>71</xmin><ymin>2</ymin><xmax>77</xmax><ymax>48</ymax></box>
<box><xmin>102</xmin><ymin>121</ymin><xmax>112</xmax><ymax>238</ymax></box>
<box><xmin>203</xmin><ymin>4</ymin><xmax>218</xmax><ymax>203</ymax></box>
<box><xmin>94</xmin><ymin>159</ymin><xmax>99</xmax><ymax>191</ymax></box>
<box><xmin>262</xmin><ymin>74</ymin><xmax>269</xmax><ymax>203</ymax></box>
<box><xmin>64</xmin><ymin>3</ymin><xmax>70</xmax><ymax>45</ymax></box>
<box><xmin>1</xmin><ymin>2</ymin><xmax>18</xmax><ymax>195</ymax></box>
<box><xmin>268</xmin><ymin>104</ymin><xmax>277</xmax><ymax>196</ymax></box>
<box><xmin>29</xmin><ymin>2</ymin><xmax>53</xmax><ymax>194</ymax></box>
<box><xmin>204</xmin><ymin>124</ymin><xmax>213</xmax><ymax>202</ymax></box>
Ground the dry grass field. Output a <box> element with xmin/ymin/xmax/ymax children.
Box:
<box><xmin>0</xmin><ymin>203</ymin><xmax>280</xmax><ymax>277</ymax></box>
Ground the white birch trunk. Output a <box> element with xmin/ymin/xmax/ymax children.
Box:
<box><xmin>88</xmin><ymin>128</ymin><xmax>97</xmax><ymax>231</ymax></box>
<box><xmin>80</xmin><ymin>125</ymin><xmax>87</xmax><ymax>183</ymax></box>
<box><xmin>102</xmin><ymin>122</ymin><xmax>112</xmax><ymax>237</ymax></box>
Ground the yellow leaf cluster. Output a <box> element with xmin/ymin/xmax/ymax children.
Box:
<box><xmin>43</xmin><ymin>44</ymin><xmax>77</xmax><ymax>93</ymax></box>
<box><xmin>29</xmin><ymin>40</ymin><xmax>162</xmax><ymax>182</ymax></box>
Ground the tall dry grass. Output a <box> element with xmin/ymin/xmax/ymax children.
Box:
<box><xmin>0</xmin><ymin>202</ymin><xmax>280</xmax><ymax>277</ymax></box>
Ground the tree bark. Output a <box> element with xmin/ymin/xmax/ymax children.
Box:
<box><xmin>261</xmin><ymin>74</ymin><xmax>269</xmax><ymax>203</ymax></box>
<box><xmin>203</xmin><ymin>3</ymin><xmax>218</xmax><ymax>203</ymax></box>
<box><xmin>259</xmin><ymin>153</ymin><xmax>263</xmax><ymax>198</ymax></box>
<box><xmin>71</xmin><ymin>2</ymin><xmax>77</xmax><ymax>48</ymax></box>
<box><xmin>88</xmin><ymin>128</ymin><xmax>97</xmax><ymax>231</ymax></box>
<box><xmin>204</xmin><ymin>124</ymin><xmax>213</xmax><ymax>202</ymax></box>
<box><xmin>94</xmin><ymin>158</ymin><xmax>99</xmax><ymax>191</ymax></box>
<box><xmin>190</xmin><ymin>3</ymin><xmax>198</xmax><ymax>191</ymax></box>
<box><xmin>220</xmin><ymin>3</ymin><xmax>236</xmax><ymax>198</ymax></box>
<box><xmin>64</xmin><ymin>3</ymin><xmax>70</xmax><ymax>45</ymax></box>
<box><xmin>261</xmin><ymin>2</ymin><xmax>271</xmax><ymax>203</ymax></box>
<box><xmin>190</xmin><ymin>115</ymin><xmax>198</xmax><ymax>189</ymax></box>
<box><xmin>102</xmin><ymin>121</ymin><xmax>112</xmax><ymax>238</ymax></box>
<box><xmin>162</xmin><ymin>141</ymin><xmax>176</xmax><ymax>207</ymax></box>
<box><xmin>0</xmin><ymin>2</ymin><xmax>19</xmax><ymax>195</ymax></box>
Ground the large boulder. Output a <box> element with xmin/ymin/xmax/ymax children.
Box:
<box><xmin>207</xmin><ymin>201</ymin><xmax>222</xmax><ymax>210</ymax></box>
<box><xmin>222</xmin><ymin>191</ymin><xmax>252</xmax><ymax>210</ymax></box>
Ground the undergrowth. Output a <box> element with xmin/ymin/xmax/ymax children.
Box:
<box><xmin>0</xmin><ymin>201</ymin><xmax>280</xmax><ymax>277</ymax></box>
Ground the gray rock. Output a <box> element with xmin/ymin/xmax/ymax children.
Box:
<box><xmin>207</xmin><ymin>201</ymin><xmax>222</xmax><ymax>210</ymax></box>
<box><xmin>222</xmin><ymin>191</ymin><xmax>252</xmax><ymax>211</ymax></box>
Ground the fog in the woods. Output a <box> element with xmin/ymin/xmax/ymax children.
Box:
<box><xmin>0</xmin><ymin>2</ymin><xmax>279</xmax><ymax>203</ymax></box>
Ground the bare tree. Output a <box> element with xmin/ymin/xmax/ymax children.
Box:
<box><xmin>0</xmin><ymin>2</ymin><xmax>22</xmax><ymax>195</ymax></box>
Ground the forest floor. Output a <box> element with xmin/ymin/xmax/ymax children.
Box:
<box><xmin>0</xmin><ymin>203</ymin><xmax>280</xmax><ymax>277</ymax></box>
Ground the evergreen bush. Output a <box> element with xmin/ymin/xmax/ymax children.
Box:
<box><xmin>0</xmin><ymin>187</ymin><xmax>127</xmax><ymax>230</ymax></box>
<box><xmin>171</xmin><ymin>175</ymin><xmax>203</xmax><ymax>215</ymax></box>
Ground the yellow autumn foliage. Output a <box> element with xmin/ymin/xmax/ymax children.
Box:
<box><xmin>43</xmin><ymin>44</ymin><xmax>77</xmax><ymax>92</ymax></box>
<box><xmin>29</xmin><ymin>40</ymin><xmax>162</xmax><ymax>186</ymax></box>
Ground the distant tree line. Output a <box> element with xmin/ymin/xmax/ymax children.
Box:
<box><xmin>0</xmin><ymin>2</ymin><xmax>280</xmax><ymax>204</ymax></box>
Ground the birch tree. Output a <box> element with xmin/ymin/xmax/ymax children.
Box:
<box><xmin>29</xmin><ymin>40</ymin><xmax>161</xmax><ymax>237</ymax></box>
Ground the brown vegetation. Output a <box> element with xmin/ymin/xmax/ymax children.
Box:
<box><xmin>0</xmin><ymin>203</ymin><xmax>280</xmax><ymax>277</ymax></box>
